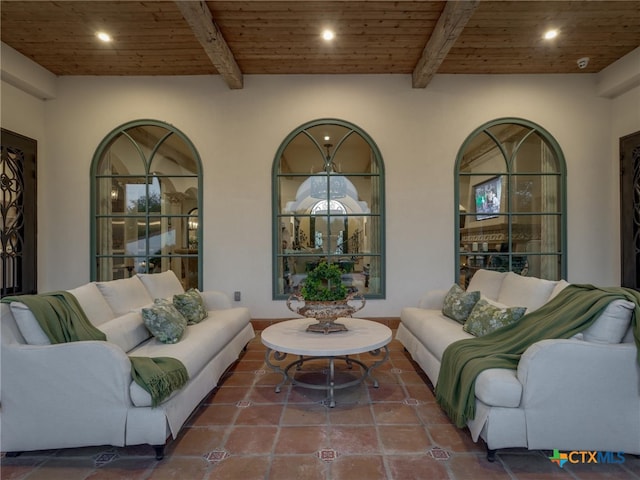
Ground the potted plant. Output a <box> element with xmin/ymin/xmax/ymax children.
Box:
<box><xmin>287</xmin><ymin>261</ymin><xmax>365</xmax><ymax>333</ymax></box>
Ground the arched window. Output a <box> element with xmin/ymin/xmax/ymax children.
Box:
<box><xmin>456</xmin><ymin>118</ymin><xmax>566</xmax><ymax>286</ymax></box>
<box><xmin>273</xmin><ymin>119</ymin><xmax>385</xmax><ymax>299</ymax></box>
<box><xmin>91</xmin><ymin>120</ymin><xmax>202</xmax><ymax>289</ymax></box>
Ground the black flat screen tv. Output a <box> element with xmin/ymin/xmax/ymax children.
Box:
<box><xmin>474</xmin><ymin>176</ymin><xmax>502</xmax><ymax>221</ymax></box>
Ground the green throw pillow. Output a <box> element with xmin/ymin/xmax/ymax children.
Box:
<box><xmin>173</xmin><ymin>288</ymin><xmax>208</xmax><ymax>324</ymax></box>
<box><xmin>142</xmin><ymin>298</ymin><xmax>187</xmax><ymax>344</ymax></box>
<box><xmin>442</xmin><ymin>284</ymin><xmax>481</xmax><ymax>323</ymax></box>
<box><xmin>463</xmin><ymin>298</ymin><xmax>527</xmax><ymax>337</ymax></box>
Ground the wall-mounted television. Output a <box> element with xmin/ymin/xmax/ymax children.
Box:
<box><xmin>474</xmin><ymin>176</ymin><xmax>502</xmax><ymax>221</ymax></box>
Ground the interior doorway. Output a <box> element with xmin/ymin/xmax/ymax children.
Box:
<box><xmin>620</xmin><ymin>130</ymin><xmax>640</xmax><ymax>290</ymax></box>
<box><xmin>1</xmin><ymin>128</ymin><xmax>37</xmax><ymax>296</ymax></box>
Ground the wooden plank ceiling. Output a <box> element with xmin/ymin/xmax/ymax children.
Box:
<box><xmin>1</xmin><ymin>1</ymin><xmax>639</xmax><ymax>89</ymax></box>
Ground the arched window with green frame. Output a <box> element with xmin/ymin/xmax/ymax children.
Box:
<box><xmin>273</xmin><ymin>118</ymin><xmax>385</xmax><ymax>299</ymax></box>
<box><xmin>455</xmin><ymin>118</ymin><xmax>566</xmax><ymax>287</ymax></box>
<box><xmin>91</xmin><ymin>119</ymin><xmax>202</xmax><ymax>289</ymax></box>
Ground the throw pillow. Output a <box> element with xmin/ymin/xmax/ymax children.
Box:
<box><xmin>142</xmin><ymin>298</ymin><xmax>187</xmax><ymax>344</ymax></box>
<box><xmin>9</xmin><ymin>302</ymin><xmax>52</xmax><ymax>345</ymax></box>
<box><xmin>463</xmin><ymin>298</ymin><xmax>527</xmax><ymax>337</ymax></box>
<box><xmin>582</xmin><ymin>299</ymin><xmax>634</xmax><ymax>344</ymax></box>
<box><xmin>442</xmin><ymin>284</ymin><xmax>481</xmax><ymax>323</ymax></box>
<box><xmin>173</xmin><ymin>289</ymin><xmax>208</xmax><ymax>324</ymax></box>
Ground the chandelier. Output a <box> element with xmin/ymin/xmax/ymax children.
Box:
<box><xmin>310</xmin><ymin>143</ymin><xmax>347</xmax><ymax>199</ymax></box>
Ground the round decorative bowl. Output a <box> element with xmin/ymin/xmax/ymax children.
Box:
<box><xmin>286</xmin><ymin>292</ymin><xmax>366</xmax><ymax>334</ymax></box>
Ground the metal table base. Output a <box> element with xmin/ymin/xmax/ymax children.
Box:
<box><xmin>264</xmin><ymin>346</ymin><xmax>390</xmax><ymax>407</ymax></box>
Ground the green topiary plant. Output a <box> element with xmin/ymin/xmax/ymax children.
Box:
<box><xmin>300</xmin><ymin>261</ymin><xmax>348</xmax><ymax>301</ymax></box>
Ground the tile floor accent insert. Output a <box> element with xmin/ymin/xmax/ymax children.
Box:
<box><xmin>317</xmin><ymin>448</ymin><xmax>339</xmax><ymax>462</ymax></box>
<box><xmin>93</xmin><ymin>451</ymin><xmax>119</xmax><ymax>467</ymax></box>
<box><xmin>2</xmin><ymin>331</ymin><xmax>640</xmax><ymax>479</ymax></box>
<box><xmin>203</xmin><ymin>449</ymin><xmax>230</xmax><ymax>463</ymax></box>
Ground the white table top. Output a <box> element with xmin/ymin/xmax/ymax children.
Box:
<box><xmin>261</xmin><ymin>318</ymin><xmax>392</xmax><ymax>356</ymax></box>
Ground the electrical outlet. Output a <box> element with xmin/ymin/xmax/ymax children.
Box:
<box><xmin>234</xmin><ymin>291</ymin><xmax>241</xmax><ymax>301</ymax></box>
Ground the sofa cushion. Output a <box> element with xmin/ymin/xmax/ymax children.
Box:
<box><xmin>497</xmin><ymin>272</ymin><xmax>556</xmax><ymax>312</ymax></box>
<box><xmin>97</xmin><ymin>311</ymin><xmax>151</xmax><ymax>352</ymax></box>
<box><xmin>128</xmin><ymin>306</ymin><xmax>252</xmax><ymax>406</ymax></box>
<box><xmin>173</xmin><ymin>289</ymin><xmax>208</xmax><ymax>324</ymax></box>
<box><xmin>582</xmin><ymin>299</ymin><xmax>634</xmax><ymax>344</ymax></box>
<box><xmin>400</xmin><ymin>307</ymin><xmax>473</xmax><ymax>362</ymax></box>
<box><xmin>97</xmin><ymin>276</ymin><xmax>153</xmax><ymax>316</ymax></box>
<box><xmin>442</xmin><ymin>284</ymin><xmax>480</xmax><ymax>323</ymax></box>
<box><xmin>67</xmin><ymin>282</ymin><xmax>115</xmax><ymax>326</ymax></box>
<box><xmin>475</xmin><ymin>368</ymin><xmax>523</xmax><ymax>408</ymax></box>
<box><xmin>463</xmin><ymin>298</ymin><xmax>527</xmax><ymax>337</ymax></box>
<box><xmin>9</xmin><ymin>302</ymin><xmax>52</xmax><ymax>345</ymax></box>
<box><xmin>142</xmin><ymin>299</ymin><xmax>187</xmax><ymax>344</ymax></box>
<box><xmin>466</xmin><ymin>269</ymin><xmax>507</xmax><ymax>302</ymax></box>
<box><xmin>137</xmin><ymin>270</ymin><xmax>184</xmax><ymax>299</ymax></box>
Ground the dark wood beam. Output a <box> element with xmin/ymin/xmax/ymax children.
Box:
<box><xmin>412</xmin><ymin>0</ymin><xmax>480</xmax><ymax>88</ymax></box>
<box><xmin>175</xmin><ymin>1</ymin><xmax>243</xmax><ymax>89</ymax></box>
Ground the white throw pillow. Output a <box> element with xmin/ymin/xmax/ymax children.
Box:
<box><xmin>497</xmin><ymin>272</ymin><xmax>556</xmax><ymax>312</ymax></box>
<box><xmin>466</xmin><ymin>269</ymin><xmax>507</xmax><ymax>302</ymax></box>
<box><xmin>9</xmin><ymin>302</ymin><xmax>51</xmax><ymax>345</ymax></box>
<box><xmin>96</xmin><ymin>276</ymin><xmax>153</xmax><ymax>317</ymax></box>
<box><xmin>548</xmin><ymin>279</ymin><xmax>570</xmax><ymax>301</ymax></box>
<box><xmin>583</xmin><ymin>299</ymin><xmax>635</xmax><ymax>344</ymax></box>
<box><xmin>67</xmin><ymin>282</ymin><xmax>115</xmax><ymax>326</ymax></box>
<box><xmin>137</xmin><ymin>270</ymin><xmax>185</xmax><ymax>299</ymax></box>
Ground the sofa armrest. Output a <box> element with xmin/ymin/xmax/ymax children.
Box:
<box><xmin>199</xmin><ymin>290</ymin><xmax>232</xmax><ymax>310</ymax></box>
<box><xmin>417</xmin><ymin>289</ymin><xmax>448</xmax><ymax>309</ymax></box>
<box><xmin>516</xmin><ymin>339</ymin><xmax>640</xmax><ymax>452</ymax></box>
<box><xmin>1</xmin><ymin>341</ymin><xmax>133</xmax><ymax>451</ymax></box>
<box><xmin>2</xmin><ymin>341</ymin><xmax>132</xmax><ymax>405</ymax></box>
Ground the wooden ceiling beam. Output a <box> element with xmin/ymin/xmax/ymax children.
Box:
<box><xmin>412</xmin><ymin>0</ymin><xmax>480</xmax><ymax>88</ymax></box>
<box><xmin>174</xmin><ymin>0</ymin><xmax>243</xmax><ymax>89</ymax></box>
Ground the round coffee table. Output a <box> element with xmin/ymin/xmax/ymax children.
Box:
<box><xmin>261</xmin><ymin>318</ymin><xmax>392</xmax><ymax>407</ymax></box>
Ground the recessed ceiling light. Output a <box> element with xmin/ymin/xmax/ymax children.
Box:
<box><xmin>324</xmin><ymin>135</ymin><xmax>331</xmax><ymax>141</ymax></box>
<box><xmin>322</xmin><ymin>29</ymin><xmax>335</xmax><ymax>41</ymax></box>
<box><xmin>96</xmin><ymin>31</ymin><xmax>112</xmax><ymax>43</ymax></box>
<box><xmin>543</xmin><ymin>29</ymin><xmax>558</xmax><ymax>40</ymax></box>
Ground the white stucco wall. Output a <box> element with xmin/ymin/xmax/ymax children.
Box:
<box><xmin>1</xmin><ymin>68</ymin><xmax>634</xmax><ymax>318</ymax></box>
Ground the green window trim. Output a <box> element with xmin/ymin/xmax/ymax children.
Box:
<box><xmin>90</xmin><ymin>119</ymin><xmax>203</xmax><ymax>289</ymax></box>
<box><xmin>454</xmin><ymin>117</ymin><xmax>567</xmax><ymax>284</ymax></box>
<box><xmin>272</xmin><ymin>118</ymin><xmax>386</xmax><ymax>300</ymax></box>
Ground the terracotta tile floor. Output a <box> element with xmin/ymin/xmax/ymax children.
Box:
<box><xmin>2</xmin><ymin>331</ymin><xmax>639</xmax><ymax>480</ymax></box>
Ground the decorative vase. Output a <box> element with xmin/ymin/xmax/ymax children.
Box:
<box><xmin>286</xmin><ymin>292</ymin><xmax>366</xmax><ymax>334</ymax></box>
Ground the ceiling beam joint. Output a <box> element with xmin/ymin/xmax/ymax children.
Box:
<box><xmin>175</xmin><ymin>1</ymin><xmax>243</xmax><ymax>89</ymax></box>
<box><xmin>412</xmin><ymin>0</ymin><xmax>480</xmax><ymax>88</ymax></box>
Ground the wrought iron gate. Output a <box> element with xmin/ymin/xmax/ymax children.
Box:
<box><xmin>1</xmin><ymin>129</ymin><xmax>37</xmax><ymax>297</ymax></box>
<box><xmin>620</xmin><ymin>131</ymin><xmax>640</xmax><ymax>290</ymax></box>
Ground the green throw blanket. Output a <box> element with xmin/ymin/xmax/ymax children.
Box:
<box><xmin>435</xmin><ymin>284</ymin><xmax>640</xmax><ymax>429</ymax></box>
<box><xmin>2</xmin><ymin>292</ymin><xmax>189</xmax><ymax>407</ymax></box>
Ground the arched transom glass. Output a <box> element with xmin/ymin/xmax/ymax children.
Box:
<box><xmin>273</xmin><ymin>119</ymin><xmax>385</xmax><ymax>299</ymax></box>
<box><xmin>91</xmin><ymin>120</ymin><xmax>202</xmax><ymax>289</ymax></box>
<box><xmin>456</xmin><ymin>118</ymin><xmax>566</xmax><ymax>286</ymax></box>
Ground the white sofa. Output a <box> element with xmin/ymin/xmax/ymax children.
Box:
<box><xmin>396</xmin><ymin>269</ymin><xmax>640</xmax><ymax>460</ymax></box>
<box><xmin>0</xmin><ymin>271</ymin><xmax>255</xmax><ymax>459</ymax></box>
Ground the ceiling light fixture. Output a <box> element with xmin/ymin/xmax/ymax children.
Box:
<box><xmin>543</xmin><ymin>29</ymin><xmax>558</xmax><ymax>40</ymax></box>
<box><xmin>310</xmin><ymin>143</ymin><xmax>347</xmax><ymax>199</ymax></box>
<box><xmin>322</xmin><ymin>29</ymin><xmax>335</xmax><ymax>41</ymax></box>
<box><xmin>96</xmin><ymin>31</ymin><xmax>112</xmax><ymax>43</ymax></box>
